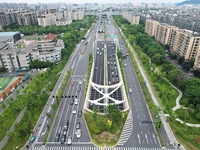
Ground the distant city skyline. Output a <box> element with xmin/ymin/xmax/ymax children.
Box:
<box><xmin>1</xmin><ymin>0</ymin><xmax>183</xmax><ymax>4</ymax></box>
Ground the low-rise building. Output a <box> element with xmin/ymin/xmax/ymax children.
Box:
<box><xmin>0</xmin><ymin>41</ymin><xmax>19</xmax><ymax>71</ymax></box>
<box><xmin>18</xmin><ymin>39</ymin><xmax>64</xmax><ymax>67</ymax></box>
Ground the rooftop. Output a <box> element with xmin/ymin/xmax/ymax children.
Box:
<box><xmin>0</xmin><ymin>32</ymin><xmax>20</xmax><ymax>37</ymax></box>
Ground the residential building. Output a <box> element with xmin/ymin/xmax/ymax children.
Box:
<box><xmin>145</xmin><ymin>19</ymin><xmax>200</xmax><ymax>70</ymax></box>
<box><xmin>17</xmin><ymin>39</ymin><xmax>64</xmax><ymax>67</ymax></box>
<box><xmin>63</xmin><ymin>10</ymin><xmax>72</xmax><ymax>19</ymax></box>
<box><xmin>72</xmin><ymin>10</ymin><xmax>84</xmax><ymax>20</ymax></box>
<box><xmin>193</xmin><ymin>47</ymin><xmax>200</xmax><ymax>71</ymax></box>
<box><xmin>155</xmin><ymin>23</ymin><xmax>179</xmax><ymax>45</ymax></box>
<box><xmin>123</xmin><ymin>11</ymin><xmax>140</xmax><ymax>25</ymax></box>
<box><xmin>56</xmin><ymin>18</ymin><xmax>72</xmax><ymax>26</ymax></box>
<box><xmin>145</xmin><ymin>19</ymin><xmax>160</xmax><ymax>37</ymax></box>
<box><xmin>37</xmin><ymin>14</ymin><xmax>56</xmax><ymax>27</ymax></box>
<box><xmin>16</xmin><ymin>12</ymin><xmax>37</xmax><ymax>26</ymax></box>
<box><xmin>0</xmin><ymin>41</ymin><xmax>19</xmax><ymax>71</ymax></box>
<box><xmin>170</xmin><ymin>29</ymin><xmax>200</xmax><ymax>61</ymax></box>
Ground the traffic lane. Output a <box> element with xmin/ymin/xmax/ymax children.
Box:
<box><xmin>123</xmin><ymin>59</ymin><xmax>160</xmax><ymax>147</ymax></box>
<box><xmin>49</xmin><ymin>79</ymin><xmax>79</xmax><ymax>142</ymax></box>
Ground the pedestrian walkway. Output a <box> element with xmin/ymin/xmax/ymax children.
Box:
<box><xmin>31</xmin><ymin>146</ymin><xmax>175</xmax><ymax>150</ymax></box>
<box><xmin>118</xmin><ymin>109</ymin><xmax>133</xmax><ymax>145</ymax></box>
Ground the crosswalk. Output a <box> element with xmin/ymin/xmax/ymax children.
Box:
<box><xmin>32</xmin><ymin>147</ymin><xmax>175</xmax><ymax>150</ymax></box>
<box><xmin>118</xmin><ymin>109</ymin><xmax>133</xmax><ymax>145</ymax></box>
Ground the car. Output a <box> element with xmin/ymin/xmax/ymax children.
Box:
<box><xmin>54</xmin><ymin>133</ymin><xmax>61</xmax><ymax>142</ymax></box>
<box><xmin>74</xmin><ymin>98</ymin><xmax>78</xmax><ymax>105</ymax></box>
<box><xmin>67</xmin><ymin>134</ymin><xmax>72</xmax><ymax>145</ymax></box>
<box><xmin>76</xmin><ymin>122</ymin><xmax>81</xmax><ymax>129</ymax></box>
<box><xmin>70</xmin><ymin>98</ymin><xmax>74</xmax><ymax>105</ymax></box>
<box><xmin>79</xmin><ymin>80</ymin><xmax>82</xmax><ymax>85</ymax></box>
<box><xmin>30</xmin><ymin>136</ymin><xmax>36</xmax><ymax>143</ymax></box>
<box><xmin>77</xmin><ymin>87</ymin><xmax>81</xmax><ymax>92</ymax></box>
<box><xmin>63</xmin><ymin>120</ymin><xmax>69</xmax><ymax>131</ymax></box>
<box><xmin>71</xmin><ymin>80</ymin><xmax>75</xmax><ymax>86</ymax></box>
<box><xmin>124</xmin><ymin>64</ymin><xmax>127</xmax><ymax>67</ymax></box>
<box><xmin>78</xmin><ymin>111</ymin><xmax>82</xmax><ymax>117</ymax></box>
<box><xmin>76</xmin><ymin>129</ymin><xmax>81</xmax><ymax>138</ymax></box>
<box><xmin>72</xmin><ymin>108</ymin><xmax>77</xmax><ymax>114</ymax></box>
<box><xmin>60</xmin><ymin>134</ymin><xmax>66</xmax><ymax>144</ymax></box>
<box><xmin>129</xmin><ymin>88</ymin><xmax>132</xmax><ymax>93</ymax></box>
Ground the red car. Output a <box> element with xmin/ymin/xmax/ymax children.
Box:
<box><xmin>71</xmin><ymin>80</ymin><xmax>75</xmax><ymax>86</ymax></box>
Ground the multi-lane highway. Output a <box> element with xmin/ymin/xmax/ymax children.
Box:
<box><xmin>30</xmin><ymin>14</ymin><xmax>175</xmax><ymax>150</ymax></box>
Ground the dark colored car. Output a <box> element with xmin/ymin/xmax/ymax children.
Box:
<box><xmin>60</xmin><ymin>134</ymin><xmax>66</xmax><ymax>144</ymax></box>
<box><xmin>54</xmin><ymin>133</ymin><xmax>60</xmax><ymax>142</ymax></box>
<box><xmin>70</xmin><ymin>98</ymin><xmax>74</xmax><ymax>105</ymax></box>
<box><xmin>78</xmin><ymin>111</ymin><xmax>82</xmax><ymax>117</ymax></box>
<box><xmin>76</xmin><ymin>122</ymin><xmax>81</xmax><ymax>129</ymax></box>
<box><xmin>63</xmin><ymin>120</ymin><xmax>69</xmax><ymax>131</ymax></box>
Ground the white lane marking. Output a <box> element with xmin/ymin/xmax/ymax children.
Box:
<box><xmin>152</xmin><ymin>133</ymin><xmax>157</xmax><ymax>144</ymax></box>
<box><xmin>137</xmin><ymin>134</ymin><xmax>141</xmax><ymax>144</ymax></box>
<box><xmin>145</xmin><ymin>133</ymin><xmax>149</xmax><ymax>144</ymax></box>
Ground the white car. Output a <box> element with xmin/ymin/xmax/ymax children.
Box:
<box><xmin>124</xmin><ymin>64</ymin><xmax>127</xmax><ymax>67</ymax></box>
<box><xmin>74</xmin><ymin>99</ymin><xmax>78</xmax><ymax>105</ymax></box>
<box><xmin>129</xmin><ymin>88</ymin><xmax>132</xmax><ymax>93</ymax></box>
<box><xmin>76</xmin><ymin>129</ymin><xmax>81</xmax><ymax>138</ymax></box>
<box><xmin>72</xmin><ymin>108</ymin><xmax>77</xmax><ymax>114</ymax></box>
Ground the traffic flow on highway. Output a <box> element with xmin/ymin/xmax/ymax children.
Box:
<box><xmin>30</xmin><ymin>14</ymin><xmax>176</xmax><ymax>150</ymax></box>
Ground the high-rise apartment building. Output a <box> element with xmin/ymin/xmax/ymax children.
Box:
<box><xmin>123</xmin><ymin>11</ymin><xmax>140</xmax><ymax>25</ymax></box>
<box><xmin>170</xmin><ymin>29</ymin><xmax>200</xmax><ymax>61</ymax></box>
<box><xmin>37</xmin><ymin>14</ymin><xmax>56</xmax><ymax>27</ymax></box>
<box><xmin>155</xmin><ymin>23</ymin><xmax>179</xmax><ymax>45</ymax></box>
<box><xmin>145</xmin><ymin>19</ymin><xmax>200</xmax><ymax>70</ymax></box>
<box><xmin>16</xmin><ymin>12</ymin><xmax>37</xmax><ymax>26</ymax></box>
<box><xmin>145</xmin><ymin>19</ymin><xmax>160</xmax><ymax>37</ymax></box>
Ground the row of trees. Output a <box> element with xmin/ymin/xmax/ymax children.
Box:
<box><xmin>113</xmin><ymin>15</ymin><xmax>200</xmax><ymax>119</ymax></box>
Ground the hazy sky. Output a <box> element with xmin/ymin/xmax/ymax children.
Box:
<box><xmin>2</xmin><ymin>0</ymin><xmax>183</xmax><ymax>4</ymax></box>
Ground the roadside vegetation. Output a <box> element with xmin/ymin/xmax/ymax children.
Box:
<box><xmin>113</xmin><ymin>15</ymin><xmax>200</xmax><ymax>149</ymax></box>
<box><xmin>1</xmin><ymin>15</ymin><xmax>97</xmax><ymax>150</ymax></box>
<box><xmin>84</xmin><ymin>105</ymin><xmax>127</xmax><ymax>146</ymax></box>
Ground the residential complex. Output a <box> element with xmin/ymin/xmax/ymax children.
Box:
<box><xmin>0</xmin><ymin>31</ymin><xmax>64</xmax><ymax>70</ymax></box>
<box><xmin>0</xmin><ymin>9</ymin><xmax>84</xmax><ymax>29</ymax></box>
<box><xmin>145</xmin><ymin>19</ymin><xmax>200</xmax><ymax>70</ymax></box>
<box><xmin>122</xmin><ymin>11</ymin><xmax>140</xmax><ymax>25</ymax></box>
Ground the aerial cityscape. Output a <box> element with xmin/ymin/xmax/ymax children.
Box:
<box><xmin>0</xmin><ymin>0</ymin><xmax>200</xmax><ymax>150</ymax></box>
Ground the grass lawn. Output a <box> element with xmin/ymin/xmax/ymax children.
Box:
<box><xmin>0</xmin><ymin>77</ymin><xmax>18</xmax><ymax>93</ymax></box>
<box><xmin>84</xmin><ymin>111</ymin><xmax>128</xmax><ymax>146</ymax></box>
<box><xmin>175</xmin><ymin>109</ymin><xmax>200</xmax><ymax>124</ymax></box>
